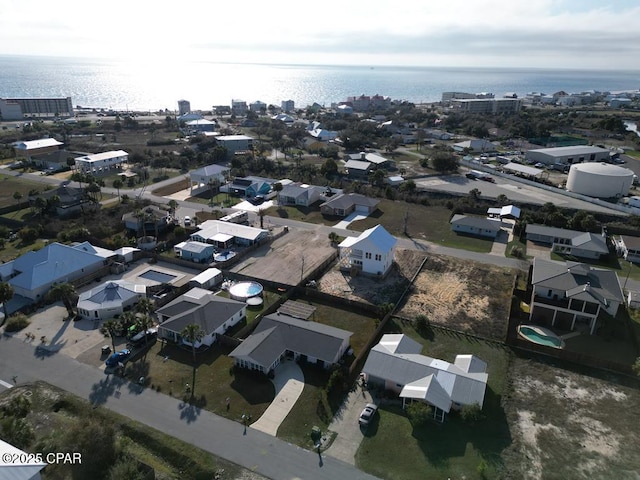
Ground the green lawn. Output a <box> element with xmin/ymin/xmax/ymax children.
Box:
<box><xmin>0</xmin><ymin>173</ymin><xmax>49</xmax><ymax>208</ymax></box>
<box><xmin>505</xmin><ymin>236</ymin><xmax>527</xmax><ymax>259</ymax></box>
<box><xmin>356</xmin><ymin>322</ymin><xmax>512</xmax><ymax>480</ymax></box>
<box><xmin>125</xmin><ymin>341</ymin><xmax>275</xmax><ymax>422</ymax></box>
<box><xmin>350</xmin><ymin>201</ymin><xmax>494</xmax><ymax>253</ymax></box>
<box><xmin>266</xmin><ymin>203</ymin><xmax>336</xmax><ymax>225</ymax></box>
<box><xmin>0</xmin><ymin>237</ymin><xmax>48</xmax><ymax>263</ymax></box>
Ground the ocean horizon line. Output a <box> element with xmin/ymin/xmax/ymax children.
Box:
<box><xmin>2</xmin><ymin>53</ymin><xmax>640</xmax><ymax>75</ymax></box>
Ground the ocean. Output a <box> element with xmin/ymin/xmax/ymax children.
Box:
<box><xmin>1</xmin><ymin>54</ymin><xmax>639</xmax><ymax>113</ymax></box>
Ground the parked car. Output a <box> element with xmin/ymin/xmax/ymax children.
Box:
<box><xmin>358</xmin><ymin>403</ymin><xmax>378</xmax><ymax>427</ymax></box>
<box><xmin>127</xmin><ymin>327</ymin><xmax>158</xmax><ymax>348</ymax></box>
<box><xmin>184</xmin><ymin>215</ymin><xmax>192</xmax><ymax>226</ymax></box>
<box><xmin>465</xmin><ymin>173</ymin><xmax>477</xmax><ymax>180</ymax></box>
<box><xmin>251</xmin><ymin>195</ymin><xmax>265</xmax><ymax>205</ymax></box>
<box><xmin>105</xmin><ymin>349</ymin><xmax>131</xmax><ymax>367</ymax></box>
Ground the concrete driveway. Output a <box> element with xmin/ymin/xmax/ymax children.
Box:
<box><xmin>333</xmin><ymin>212</ymin><xmax>368</xmax><ymax>229</ymax></box>
<box><xmin>325</xmin><ymin>383</ymin><xmax>375</xmax><ymax>465</ymax></box>
<box><xmin>250</xmin><ymin>360</ymin><xmax>304</xmax><ymax>436</ymax></box>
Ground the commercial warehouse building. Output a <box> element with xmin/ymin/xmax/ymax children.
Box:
<box><xmin>0</xmin><ymin>97</ymin><xmax>74</xmax><ymax>120</ymax></box>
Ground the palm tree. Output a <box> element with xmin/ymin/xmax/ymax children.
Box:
<box><xmin>103</xmin><ymin>319</ymin><xmax>120</xmax><ymax>352</ymax></box>
<box><xmin>135</xmin><ymin>314</ymin><xmax>155</xmax><ymax>349</ymax></box>
<box><xmin>0</xmin><ymin>282</ymin><xmax>14</xmax><ymax>326</ymax></box>
<box><xmin>167</xmin><ymin>199</ymin><xmax>178</xmax><ymax>217</ymax></box>
<box><xmin>136</xmin><ymin>297</ymin><xmax>154</xmax><ymax>318</ymax></box>
<box><xmin>120</xmin><ymin>311</ymin><xmax>137</xmax><ymax>337</ymax></box>
<box><xmin>257</xmin><ymin>208</ymin><xmax>267</xmax><ymax>229</ymax></box>
<box><xmin>112</xmin><ymin>179</ymin><xmax>123</xmax><ymax>201</ymax></box>
<box><xmin>180</xmin><ymin>324</ymin><xmax>205</xmax><ymax>364</ymax></box>
<box><xmin>48</xmin><ymin>282</ymin><xmax>77</xmax><ymax>318</ymax></box>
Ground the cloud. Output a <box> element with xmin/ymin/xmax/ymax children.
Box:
<box><xmin>1</xmin><ymin>0</ymin><xmax>639</xmax><ymax>68</ymax></box>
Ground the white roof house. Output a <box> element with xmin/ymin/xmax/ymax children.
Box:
<box><xmin>74</xmin><ymin>150</ymin><xmax>128</xmax><ymax>173</ymax></box>
<box><xmin>338</xmin><ymin>224</ymin><xmax>396</xmax><ymax>276</ymax></box>
<box><xmin>77</xmin><ymin>280</ymin><xmax>146</xmax><ymax>320</ymax></box>
<box><xmin>487</xmin><ymin>204</ymin><xmax>521</xmax><ymax>219</ymax></box>
<box><xmin>13</xmin><ymin>138</ymin><xmax>63</xmax><ymax>151</ymax></box>
<box><xmin>191</xmin><ymin>220</ymin><xmax>268</xmax><ymax>246</ymax></box>
<box><xmin>362</xmin><ymin>334</ymin><xmax>488</xmax><ymax>415</ymax></box>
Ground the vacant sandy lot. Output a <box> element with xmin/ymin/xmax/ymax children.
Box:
<box><xmin>396</xmin><ymin>254</ymin><xmax>515</xmax><ymax>340</ymax></box>
<box><xmin>503</xmin><ymin>358</ymin><xmax>640</xmax><ymax>479</ymax></box>
<box><xmin>230</xmin><ymin>228</ymin><xmax>337</xmax><ymax>286</ymax></box>
<box><xmin>317</xmin><ymin>248</ymin><xmax>428</xmax><ymax>306</ymax></box>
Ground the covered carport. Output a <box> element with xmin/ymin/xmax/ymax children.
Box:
<box><xmin>503</xmin><ymin>162</ymin><xmax>544</xmax><ymax>179</ymax></box>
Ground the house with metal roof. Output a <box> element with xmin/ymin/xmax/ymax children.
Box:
<box><xmin>529</xmin><ymin>258</ymin><xmax>624</xmax><ymax>334</ymax></box>
<box><xmin>346</xmin><ymin>151</ymin><xmax>394</xmax><ymax>169</ymax></box>
<box><xmin>277</xmin><ymin>182</ymin><xmax>323</xmax><ymax>207</ymax></box>
<box><xmin>74</xmin><ymin>150</ymin><xmax>128</xmax><ymax>174</ymax></box>
<box><xmin>173</xmin><ymin>241</ymin><xmax>215</xmax><ymax>263</ymax></box>
<box><xmin>487</xmin><ymin>204</ymin><xmax>521</xmax><ymax>220</ymax></box>
<box><xmin>320</xmin><ymin>193</ymin><xmax>379</xmax><ymax>217</ymax></box>
<box><xmin>189</xmin><ymin>164</ymin><xmax>230</xmax><ymax>194</ymax></box>
<box><xmin>526</xmin><ymin>224</ymin><xmax>609</xmax><ymax>259</ymax></box>
<box><xmin>362</xmin><ymin>334</ymin><xmax>488</xmax><ymax>420</ymax></box>
<box><xmin>450</xmin><ymin>214</ymin><xmax>504</xmax><ymax>239</ymax></box>
<box><xmin>229</xmin><ymin>312</ymin><xmax>352</xmax><ymax>374</ymax></box>
<box><xmin>156</xmin><ymin>287</ymin><xmax>246</xmax><ymax>348</ymax></box>
<box><xmin>344</xmin><ymin>159</ymin><xmax>373</xmax><ymax>179</ymax></box>
<box><xmin>191</xmin><ymin>220</ymin><xmax>268</xmax><ymax>247</ymax></box>
<box><xmin>338</xmin><ymin>224</ymin><xmax>396</xmax><ymax>276</ymax></box>
<box><xmin>13</xmin><ymin>138</ymin><xmax>63</xmax><ymax>160</ymax></box>
<box><xmin>77</xmin><ymin>280</ymin><xmax>146</xmax><ymax>320</ymax></box>
<box><xmin>0</xmin><ymin>242</ymin><xmax>113</xmax><ymax>302</ymax></box>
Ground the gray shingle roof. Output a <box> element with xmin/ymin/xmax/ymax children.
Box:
<box><xmin>230</xmin><ymin>313</ymin><xmax>352</xmax><ymax>369</ymax></box>
<box><xmin>157</xmin><ymin>293</ymin><xmax>245</xmax><ymax>335</ymax></box>
<box><xmin>531</xmin><ymin>258</ymin><xmax>624</xmax><ymax>304</ymax></box>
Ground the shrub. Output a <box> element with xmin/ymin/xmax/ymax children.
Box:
<box><xmin>415</xmin><ymin>314</ymin><xmax>429</xmax><ymax>334</ymax></box>
<box><xmin>406</xmin><ymin>401</ymin><xmax>433</xmax><ymax>427</ymax></box>
<box><xmin>326</xmin><ymin>367</ymin><xmax>346</xmax><ymax>394</ymax></box>
<box><xmin>4</xmin><ymin>314</ymin><xmax>30</xmax><ymax>332</ymax></box>
<box><xmin>460</xmin><ymin>403</ymin><xmax>484</xmax><ymax>423</ymax></box>
<box><xmin>510</xmin><ymin>245</ymin><xmax>524</xmax><ymax>259</ymax></box>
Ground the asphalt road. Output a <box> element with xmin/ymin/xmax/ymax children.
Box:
<box><xmin>0</xmin><ymin>334</ymin><xmax>379</xmax><ymax>480</ymax></box>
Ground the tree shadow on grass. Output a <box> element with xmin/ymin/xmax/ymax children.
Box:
<box><xmin>230</xmin><ymin>368</ymin><xmax>274</xmax><ymax>405</ymax></box>
<box><xmin>410</xmin><ymin>387</ymin><xmax>512</xmax><ymax>473</ymax></box>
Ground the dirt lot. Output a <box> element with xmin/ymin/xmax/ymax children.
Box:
<box><xmin>317</xmin><ymin>248</ymin><xmax>428</xmax><ymax>306</ymax></box>
<box><xmin>230</xmin><ymin>228</ymin><xmax>337</xmax><ymax>286</ymax></box>
<box><xmin>503</xmin><ymin>357</ymin><xmax>640</xmax><ymax>480</ymax></box>
<box><xmin>395</xmin><ymin>253</ymin><xmax>516</xmax><ymax>340</ymax></box>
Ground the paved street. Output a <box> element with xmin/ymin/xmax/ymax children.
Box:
<box><xmin>0</xmin><ymin>334</ymin><xmax>379</xmax><ymax>480</ymax></box>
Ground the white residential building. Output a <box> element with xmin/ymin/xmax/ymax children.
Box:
<box><xmin>338</xmin><ymin>224</ymin><xmax>396</xmax><ymax>276</ymax></box>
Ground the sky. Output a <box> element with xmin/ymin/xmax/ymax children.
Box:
<box><xmin>1</xmin><ymin>0</ymin><xmax>640</xmax><ymax>69</ymax></box>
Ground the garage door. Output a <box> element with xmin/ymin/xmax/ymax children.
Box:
<box><xmin>355</xmin><ymin>205</ymin><xmax>369</xmax><ymax>213</ymax></box>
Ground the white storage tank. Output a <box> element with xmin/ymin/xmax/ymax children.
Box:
<box><xmin>566</xmin><ymin>163</ymin><xmax>634</xmax><ymax>198</ymax></box>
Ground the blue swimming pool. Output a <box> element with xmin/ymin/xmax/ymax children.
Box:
<box><xmin>139</xmin><ymin>270</ymin><xmax>177</xmax><ymax>284</ymax></box>
<box><xmin>518</xmin><ymin>325</ymin><xmax>563</xmax><ymax>348</ymax></box>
